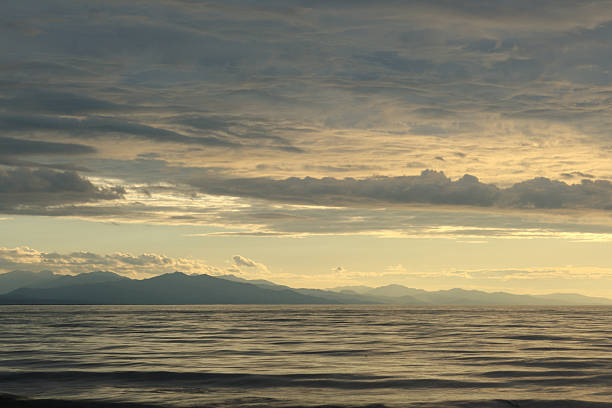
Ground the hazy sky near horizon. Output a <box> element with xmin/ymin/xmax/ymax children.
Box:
<box><xmin>3</xmin><ymin>0</ymin><xmax>612</xmax><ymax>296</ymax></box>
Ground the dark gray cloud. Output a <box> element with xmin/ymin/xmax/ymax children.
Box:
<box><xmin>502</xmin><ymin>177</ymin><xmax>612</xmax><ymax>210</ymax></box>
<box><xmin>189</xmin><ymin>170</ymin><xmax>612</xmax><ymax>210</ymax></box>
<box><xmin>0</xmin><ymin>90</ymin><xmax>124</xmax><ymax>115</ymax></box>
<box><xmin>0</xmin><ymin>167</ymin><xmax>124</xmax><ymax>210</ymax></box>
<box><xmin>3</xmin><ymin>169</ymin><xmax>612</xmax><ymax>241</ymax></box>
<box><xmin>0</xmin><ymin>114</ymin><xmax>237</xmax><ymax>147</ymax></box>
<box><xmin>0</xmin><ymin>157</ymin><xmax>91</xmax><ymax>172</ymax></box>
<box><xmin>189</xmin><ymin>170</ymin><xmax>501</xmax><ymax>206</ymax></box>
<box><xmin>0</xmin><ymin>137</ymin><xmax>96</xmax><ymax>156</ymax></box>
<box><xmin>171</xmin><ymin>114</ymin><xmax>304</xmax><ymax>152</ymax></box>
<box><xmin>0</xmin><ymin>136</ymin><xmax>96</xmax><ymax>176</ymax></box>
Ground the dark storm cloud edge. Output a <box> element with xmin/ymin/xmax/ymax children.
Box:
<box><xmin>190</xmin><ymin>170</ymin><xmax>612</xmax><ymax>211</ymax></box>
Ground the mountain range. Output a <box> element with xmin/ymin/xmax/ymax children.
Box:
<box><xmin>0</xmin><ymin>269</ymin><xmax>611</xmax><ymax>305</ymax></box>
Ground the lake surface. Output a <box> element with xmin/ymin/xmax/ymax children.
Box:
<box><xmin>0</xmin><ymin>305</ymin><xmax>611</xmax><ymax>407</ymax></box>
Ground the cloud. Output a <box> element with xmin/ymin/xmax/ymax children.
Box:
<box><xmin>170</xmin><ymin>114</ymin><xmax>304</xmax><ymax>152</ymax></box>
<box><xmin>189</xmin><ymin>170</ymin><xmax>612</xmax><ymax>211</ymax></box>
<box><xmin>232</xmin><ymin>254</ymin><xmax>270</xmax><ymax>274</ymax></box>
<box><xmin>0</xmin><ymin>111</ymin><xmax>302</xmax><ymax>153</ymax></box>
<box><xmin>2</xmin><ymin>165</ymin><xmax>612</xmax><ymax>242</ymax></box>
<box><xmin>2</xmin><ymin>0</ymin><xmax>612</xmax><ymax>169</ymax></box>
<box><xmin>401</xmin><ymin>266</ymin><xmax>612</xmax><ymax>281</ymax></box>
<box><xmin>189</xmin><ymin>170</ymin><xmax>498</xmax><ymax>206</ymax></box>
<box><xmin>501</xmin><ymin>177</ymin><xmax>612</xmax><ymax>209</ymax></box>
<box><xmin>560</xmin><ymin>171</ymin><xmax>595</xmax><ymax>180</ymax></box>
<box><xmin>2</xmin><ymin>168</ymin><xmax>612</xmax><ymax>241</ymax></box>
<box><xmin>0</xmin><ymin>136</ymin><xmax>96</xmax><ymax>170</ymax></box>
<box><xmin>0</xmin><ymin>90</ymin><xmax>125</xmax><ymax>115</ymax></box>
<box><xmin>0</xmin><ymin>167</ymin><xmax>124</xmax><ymax>209</ymax></box>
<box><xmin>233</xmin><ymin>255</ymin><xmax>258</xmax><ymax>268</ymax></box>
<box><xmin>0</xmin><ymin>137</ymin><xmax>96</xmax><ymax>156</ymax></box>
<box><xmin>0</xmin><ymin>247</ymin><xmax>221</xmax><ymax>278</ymax></box>
<box><xmin>0</xmin><ymin>114</ymin><xmax>238</xmax><ymax>148</ymax></box>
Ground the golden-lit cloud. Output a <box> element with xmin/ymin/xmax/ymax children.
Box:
<box><xmin>0</xmin><ymin>247</ymin><xmax>221</xmax><ymax>279</ymax></box>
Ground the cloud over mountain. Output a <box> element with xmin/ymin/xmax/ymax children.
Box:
<box><xmin>231</xmin><ymin>255</ymin><xmax>270</xmax><ymax>276</ymax></box>
<box><xmin>233</xmin><ymin>255</ymin><xmax>259</xmax><ymax>268</ymax></box>
<box><xmin>0</xmin><ymin>247</ymin><xmax>221</xmax><ymax>278</ymax></box>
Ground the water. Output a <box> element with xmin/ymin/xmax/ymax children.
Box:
<box><xmin>0</xmin><ymin>305</ymin><xmax>611</xmax><ymax>407</ymax></box>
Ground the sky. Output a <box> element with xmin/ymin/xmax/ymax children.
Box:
<box><xmin>2</xmin><ymin>0</ymin><xmax>612</xmax><ymax>296</ymax></box>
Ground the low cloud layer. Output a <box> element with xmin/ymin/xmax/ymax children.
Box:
<box><xmin>190</xmin><ymin>170</ymin><xmax>612</xmax><ymax>210</ymax></box>
<box><xmin>0</xmin><ymin>247</ymin><xmax>277</xmax><ymax>281</ymax></box>
<box><xmin>2</xmin><ymin>167</ymin><xmax>612</xmax><ymax>241</ymax></box>
<box><xmin>0</xmin><ymin>247</ymin><xmax>220</xmax><ymax>278</ymax></box>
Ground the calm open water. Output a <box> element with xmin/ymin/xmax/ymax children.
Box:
<box><xmin>0</xmin><ymin>305</ymin><xmax>611</xmax><ymax>408</ymax></box>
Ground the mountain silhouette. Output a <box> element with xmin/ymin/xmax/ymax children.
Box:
<box><xmin>327</xmin><ymin>285</ymin><xmax>612</xmax><ymax>305</ymax></box>
<box><xmin>1</xmin><ymin>270</ymin><xmax>611</xmax><ymax>305</ymax></box>
<box><xmin>0</xmin><ymin>272</ymin><xmax>334</xmax><ymax>304</ymax></box>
